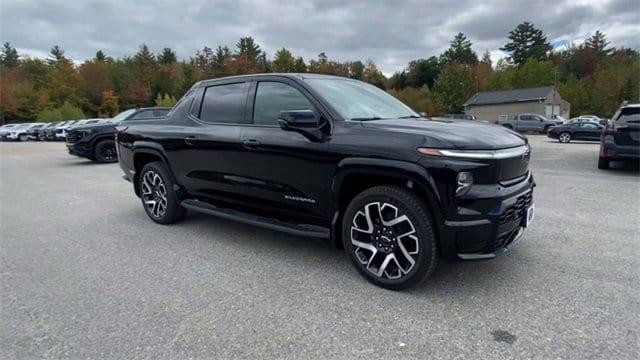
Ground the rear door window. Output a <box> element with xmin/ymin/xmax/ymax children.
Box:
<box><xmin>199</xmin><ymin>82</ymin><xmax>249</xmax><ymax>124</ymax></box>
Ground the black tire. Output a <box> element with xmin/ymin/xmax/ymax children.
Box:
<box><xmin>138</xmin><ymin>162</ymin><xmax>186</xmax><ymax>224</ymax></box>
<box><xmin>558</xmin><ymin>132</ymin><xmax>572</xmax><ymax>143</ymax></box>
<box><xmin>543</xmin><ymin>125</ymin><xmax>551</xmax><ymax>134</ymax></box>
<box><xmin>94</xmin><ymin>140</ymin><xmax>118</xmax><ymax>163</ymax></box>
<box><xmin>342</xmin><ymin>185</ymin><xmax>438</xmax><ymax>290</ymax></box>
<box><xmin>598</xmin><ymin>156</ymin><xmax>610</xmax><ymax>169</ymax></box>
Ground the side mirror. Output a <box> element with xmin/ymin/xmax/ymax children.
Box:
<box><xmin>599</xmin><ymin>119</ymin><xmax>607</xmax><ymax>126</ymax></box>
<box><xmin>277</xmin><ymin>110</ymin><xmax>319</xmax><ymax>129</ymax></box>
<box><xmin>277</xmin><ymin>110</ymin><xmax>326</xmax><ymax>142</ymax></box>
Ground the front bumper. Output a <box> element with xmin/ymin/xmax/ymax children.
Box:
<box><xmin>443</xmin><ymin>172</ymin><xmax>535</xmax><ymax>259</ymax></box>
<box><xmin>67</xmin><ymin>142</ymin><xmax>93</xmax><ymax>158</ymax></box>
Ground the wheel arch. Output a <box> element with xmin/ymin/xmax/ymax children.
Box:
<box><xmin>330</xmin><ymin>158</ymin><xmax>444</xmax><ymax>250</ymax></box>
<box><xmin>131</xmin><ymin>143</ymin><xmax>177</xmax><ymax>198</ymax></box>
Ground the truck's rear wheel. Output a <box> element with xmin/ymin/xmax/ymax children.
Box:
<box><xmin>139</xmin><ymin>162</ymin><xmax>186</xmax><ymax>224</ymax></box>
<box><xmin>343</xmin><ymin>185</ymin><xmax>438</xmax><ymax>290</ymax></box>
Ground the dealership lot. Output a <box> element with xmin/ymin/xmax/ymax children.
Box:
<box><xmin>1</xmin><ymin>136</ymin><xmax>638</xmax><ymax>359</ymax></box>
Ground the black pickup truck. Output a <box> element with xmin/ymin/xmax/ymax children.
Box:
<box><xmin>66</xmin><ymin>107</ymin><xmax>170</xmax><ymax>162</ymax></box>
<box><xmin>116</xmin><ymin>74</ymin><xmax>535</xmax><ymax>289</ymax></box>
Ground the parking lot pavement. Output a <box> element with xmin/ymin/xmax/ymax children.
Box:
<box><xmin>1</xmin><ymin>136</ymin><xmax>638</xmax><ymax>359</ymax></box>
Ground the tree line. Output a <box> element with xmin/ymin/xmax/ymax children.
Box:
<box><xmin>0</xmin><ymin>22</ymin><xmax>638</xmax><ymax>123</ymax></box>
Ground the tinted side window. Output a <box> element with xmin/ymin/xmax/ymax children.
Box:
<box><xmin>129</xmin><ymin>110</ymin><xmax>155</xmax><ymax>120</ymax></box>
<box><xmin>200</xmin><ymin>82</ymin><xmax>248</xmax><ymax>124</ymax></box>
<box><xmin>617</xmin><ymin>107</ymin><xmax>640</xmax><ymax>122</ymax></box>
<box><xmin>253</xmin><ymin>82</ymin><xmax>314</xmax><ymax>125</ymax></box>
<box><xmin>520</xmin><ymin>115</ymin><xmax>532</xmax><ymax>121</ymax></box>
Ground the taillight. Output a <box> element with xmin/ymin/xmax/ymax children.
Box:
<box><xmin>604</xmin><ymin>123</ymin><xmax>616</xmax><ymax>135</ymax></box>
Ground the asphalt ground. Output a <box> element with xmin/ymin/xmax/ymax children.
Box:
<box><xmin>1</xmin><ymin>136</ymin><xmax>638</xmax><ymax>359</ymax></box>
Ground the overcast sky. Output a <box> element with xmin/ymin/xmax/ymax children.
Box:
<box><xmin>1</xmin><ymin>0</ymin><xmax>638</xmax><ymax>74</ymax></box>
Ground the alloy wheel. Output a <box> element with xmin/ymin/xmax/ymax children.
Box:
<box><xmin>350</xmin><ymin>202</ymin><xmax>419</xmax><ymax>280</ymax></box>
<box><xmin>559</xmin><ymin>133</ymin><xmax>571</xmax><ymax>143</ymax></box>
<box><xmin>101</xmin><ymin>145</ymin><xmax>117</xmax><ymax>162</ymax></box>
<box><xmin>141</xmin><ymin>170</ymin><xmax>168</xmax><ymax>218</ymax></box>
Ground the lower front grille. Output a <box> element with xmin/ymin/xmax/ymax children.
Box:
<box><xmin>499</xmin><ymin>191</ymin><xmax>532</xmax><ymax>226</ymax></box>
<box><xmin>492</xmin><ymin>227</ymin><xmax>521</xmax><ymax>249</ymax></box>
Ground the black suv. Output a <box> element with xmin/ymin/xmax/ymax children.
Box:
<box><xmin>598</xmin><ymin>103</ymin><xmax>639</xmax><ymax>169</ymax></box>
<box><xmin>67</xmin><ymin>107</ymin><xmax>170</xmax><ymax>162</ymax></box>
<box><xmin>116</xmin><ymin>74</ymin><xmax>535</xmax><ymax>289</ymax></box>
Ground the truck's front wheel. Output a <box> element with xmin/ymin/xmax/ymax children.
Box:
<box><xmin>343</xmin><ymin>185</ymin><xmax>438</xmax><ymax>290</ymax></box>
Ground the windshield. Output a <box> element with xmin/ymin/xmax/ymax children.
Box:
<box><xmin>306</xmin><ymin>78</ymin><xmax>418</xmax><ymax>120</ymax></box>
<box><xmin>110</xmin><ymin>109</ymin><xmax>137</xmax><ymax>124</ymax></box>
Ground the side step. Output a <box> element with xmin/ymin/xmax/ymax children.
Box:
<box><xmin>181</xmin><ymin>199</ymin><xmax>330</xmax><ymax>238</ymax></box>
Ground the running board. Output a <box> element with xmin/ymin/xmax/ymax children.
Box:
<box><xmin>181</xmin><ymin>199</ymin><xmax>330</xmax><ymax>238</ymax></box>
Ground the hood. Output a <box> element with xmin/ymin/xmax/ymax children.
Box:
<box><xmin>70</xmin><ymin>123</ymin><xmax>115</xmax><ymax>132</ymax></box>
<box><xmin>360</xmin><ymin>118</ymin><xmax>527</xmax><ymax>150</ymax></box>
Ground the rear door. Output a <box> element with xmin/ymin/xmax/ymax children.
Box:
<box><xmin>517</xmin><ymin>115</ymin><xmax>535</xmax><ymax>131</ymax></box>
<box><xmin>167</xmin><ymin>81</ymin><xmax>249</xmax><ymax>201</ymax></box>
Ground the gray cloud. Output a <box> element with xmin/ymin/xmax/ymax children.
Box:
<box><xmin>1</xmin><ymin>0</ymin><xmax>638</xmax><ymax>74</ymax></box>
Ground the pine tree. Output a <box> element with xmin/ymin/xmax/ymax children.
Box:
<box><xmin>133</xmin><ymin>44</ymin><xmax>156</xmax><ymax>68</ymax></box>
<box><xmin>501</xmin><ymin>22</ymin><xmax>552</xmax><ymax>66</ymax></box>
<box><xmin>350</xmin><ymin>60</ymin><xmax>365</xmax><ymax>80</ymax></box>
<box><xmin>294</xmin><ymin>57</ymin><xmax>307</xmax><ymax>73</ymax></box>
<box><xmin>273</xmin><ymin>48</ymin><xmax>296</xmax><ymax>72</ymax></box>
<box><xmin>157</xmin><ymin>47</ymin><xmax>177</xmax><ymax>64</ymax></box>
<box><xmin>0</xmin><ymin>42</ymin><xmax>19</xmax><ymax>68</ymax></box>
<box><xmin>235</xmin><ymin>37</ymin><xmax>261</xmax><ymax>63</ymax></box>
<box><xmin>441</xmin><ymin>32</ymin><xmax>478</xmax><ymax>66</ymax></box>
<box><xmin>47</xmin><ymin>45</ymin><xmax>67</xmax><ymax>65</ymax></box>
<box><xmin>481</xmin><ymin>50</ymin><xmax>492</xmax><ymax>65</ymax></box>
<box><xmin>585</xmin><ymin>31</ymin><xmax>612</xmax><ymax>57</ymax></box>
<box><xmin>95</xmin><ymin>50</ymin><xmax>107</xmax><ymax>62</ymax></box>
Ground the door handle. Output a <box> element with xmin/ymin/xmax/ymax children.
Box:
<box><xmin>184</xmin><ymin>136</ymin><xmax>197</xmax><ymax>145</ymax></box>
<box><xmin>242</xmin><ymin>139</ymin><xmax>261</xmax><ymax>148</ymax></box>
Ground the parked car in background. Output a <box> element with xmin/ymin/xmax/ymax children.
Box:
<box><xmin>547</xmin><ymin>122</ymin><xmax>603</xmax><ymax>143</ymax></box>
<box><xmin>116</xmin><ymin>74</ymin><xmax>535</xmax><ymax>289</ymax></box>
<box><xmin>442</xmin><ymin>114</ymin><xmax>477</xmax><ymax>120</ymax></box>
<box><xmin>0</xmin><ymin>124</ymin><xmax>19</xmax><ymax>138</ymax></box>
<box><xmin>66</xmin><ymin>107</ymin><xmax>170</xmax><ymax>163</ymax></box>
<box><xmin>55</xmin><ymin>120</ymin><xmax>78</xmax><ymax>141</ymax></box>
<box><xmin>26</xmin><ymin>123</ymin><xmax>47</xmax><ymax>140</ymax></box>
<box><xmin>566</xmin><ymin>117</ymin><xmax>602</xmax><ymax>125</ymax></box>
<box><xmin>497</xmin><ymin>113</ymin><xmax>563</xmax><ymax>133</ymax></box>
<box><xmin>44</xmin><ymin>121</ymin><xmax>65</xmax><ymax>140</ymax></box>
<box><xmin>2</xmin><ymin>123</ymin><xmax>37</xmax><ymax>141</ymax></box>
<box><xmin>37</xmin><ymin>122</ymin><xmax>57</xmax><ymax>141</ymax></box>
<box><xmin>598</xmin><ymin>103</ymin><xmax>640</xmax><ymax>169</ymax></box>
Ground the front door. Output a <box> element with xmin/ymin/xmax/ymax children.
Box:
<box><xmin>235</xmin><ymin>80</ymin><xmax>333</xmax><ymax>220</ymax></box>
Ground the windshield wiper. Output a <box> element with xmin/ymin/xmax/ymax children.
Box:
<box><xmin>350</xmin><ymin>116</ymin><xmax>384</xmax><ymax>121</ymax></box>
<box><xmin>398</xmin><ymin>115</ymin><xmax>422</xmax><ymax>119</ymax></box>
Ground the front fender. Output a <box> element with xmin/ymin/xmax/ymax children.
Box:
<box><xmin>329</xmin><ymin>157</ymin><xmax>445</xmax><ymax>249</ymax></box>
